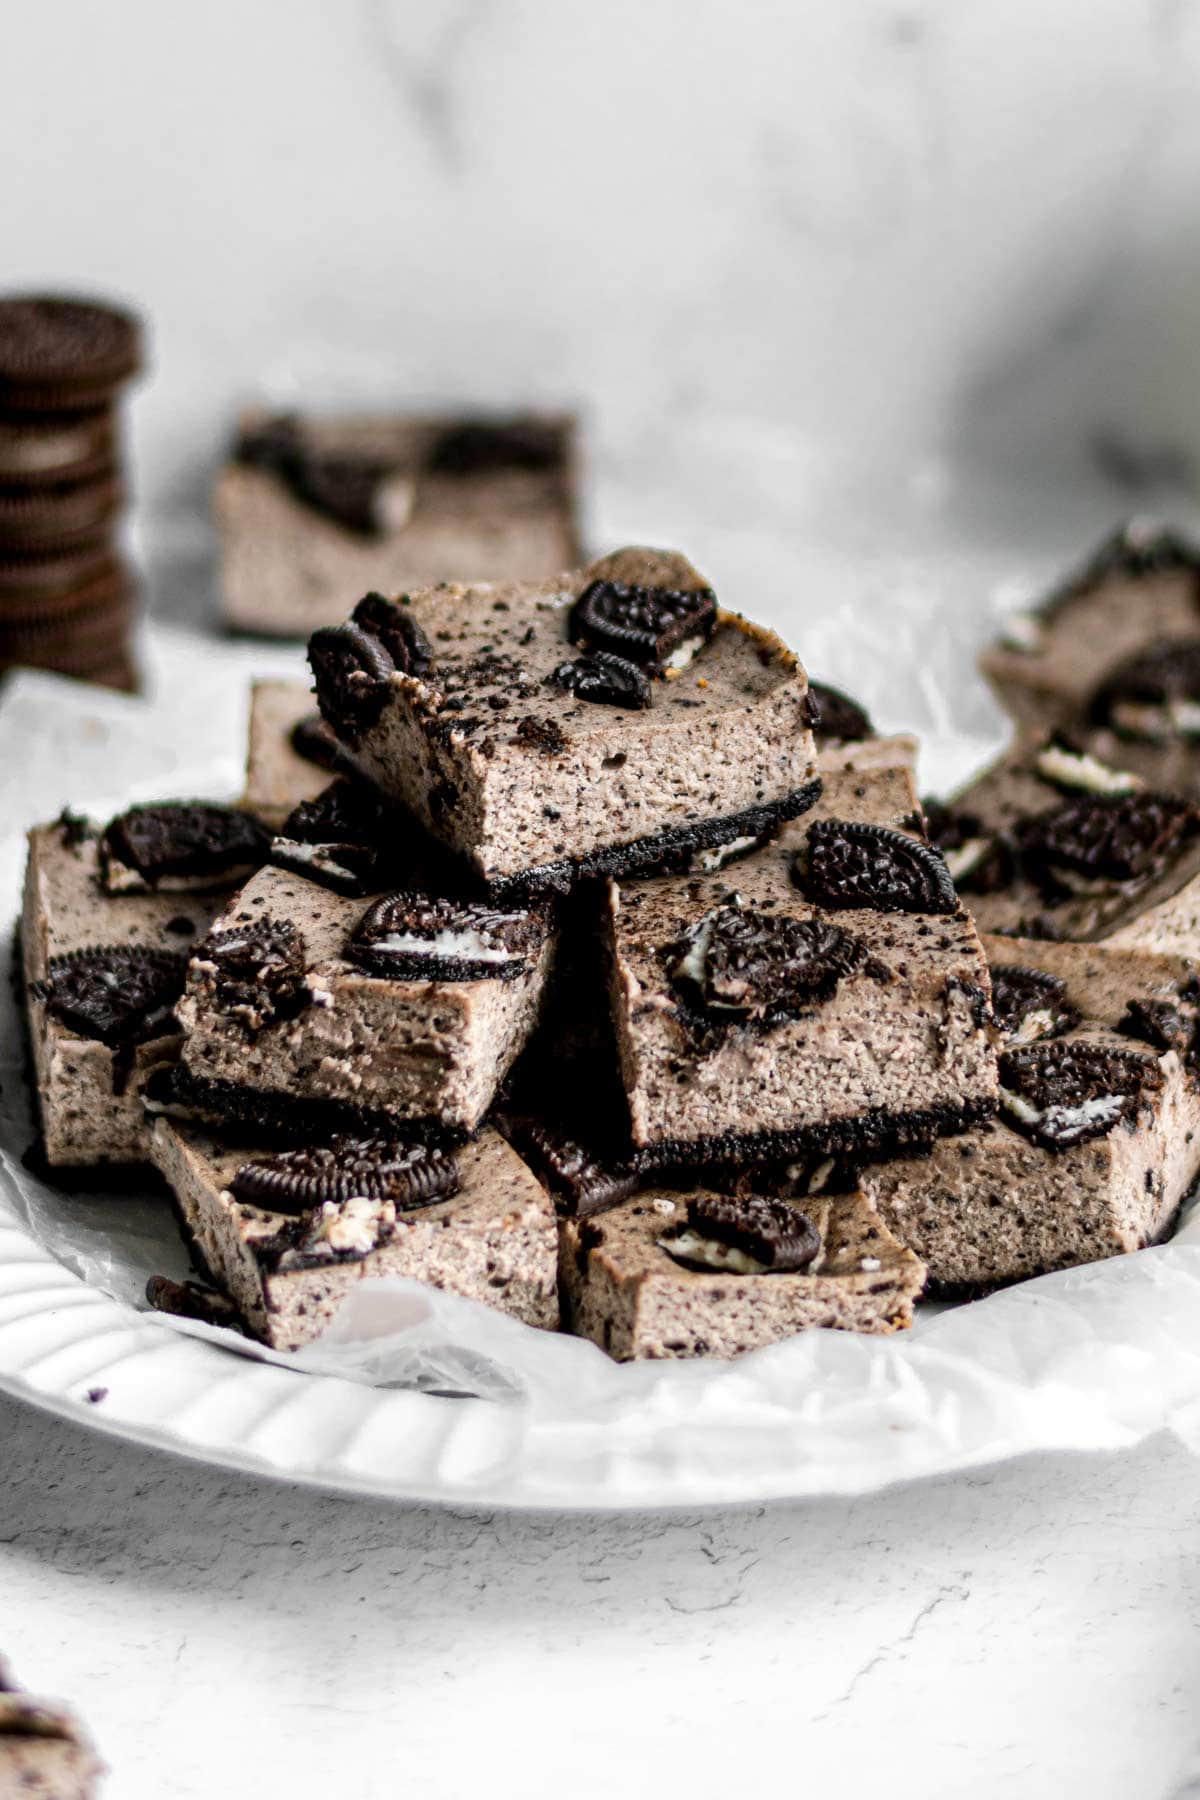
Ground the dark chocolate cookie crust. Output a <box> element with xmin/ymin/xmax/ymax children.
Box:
<box><xmin>146</xmin><ymin>1066</ymin><xmax>474</xmax><ymax>1150</ymax></box>
<box><xmin>484</xmin><ymin>779</ymin><xmax>825</xmax><ymax>899</ymax></box>
<box><xmin>634</xmin><ymin>1094</ymin><xmax>998</xmax><ymax>1175</ymax></box>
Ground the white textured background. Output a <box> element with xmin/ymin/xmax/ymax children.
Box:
<box><xmin>8</xmin><ymin>6</ymin><xmax>1200</xmax><ymax>1795</ymax></box>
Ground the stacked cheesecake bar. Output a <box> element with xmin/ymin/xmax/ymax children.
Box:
<box><xmin>23</xmin><ymin>531</ymin><xmax>1200</xmax><ymax>1361</ymax></box>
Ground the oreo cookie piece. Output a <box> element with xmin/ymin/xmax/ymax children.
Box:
<box><xmin>192</xmin><ymin>918</ymin><xmax>308</xmax><ymax>1029</ymax></box>
<box><xmin>0</xmin><ymin>294</ymin><xmax>142</xmax><ymax>411</ymax></box>
<box><xmin>347</xmin><ymin>891</ymin><xmax>546</xmax><ymax>981</ymax></box>
<box><xmin>808</xmin><ymin>680</ymin><xmax>873</xmax><ymax>743</ymax></box>
<box><xmin>350</xmin><ymin>590</ymin><xmax>434</xmax><ymax>676</ymax></box>
<box><xmin>998</xmin><ymin>1037</ymin><xmax>1158</xmax><ymax>1151</ymax></box>
<box><xmin>270</xmin><ymin>781</ymin><xmax>390</xmax><ymax>896</ymax></box>
<box><xmin>500</xmin><ymin>1114</ymin><xmax>642</xmax><ymax>1218</ymax></box>
<box><xmin>99</xmin><ymin>802</ymin><xmax>269</xmax><ymax>894</ymax></box>
<box><xmin>145</xmin><ymin>1275</ymin><xmax>243</xmax><ymax>1330</ymax></box>
<box><xmin>1117</xmin><ymin>997</ymin><xmax>1197</xmax><ymax>1059</ymax></box>
<box><xmin>795</xmin><ymin>820</ymin><xmax>958</xmax><ymax>915</ymax></box>
<box><xmin>33</xmin><ymin>944</ymin><xmax>187</xmax><ymax>1047</ymax></box>
<box><xmin>659</xmin><ymin>1192</ymin><xmax>821</xmax><ymax>1275</ymax></box>
<box><xmin>308</xmin><ymin>592</ymin><xmax>432</xmax><ymax>745</ymax></box>
<box><xmin>289</xmin><ymin>710</ymin><xmax>345</xmax><ymax>774</ymax></box>
<box><xmin>237</xmin><ymin>416</ymin><xmax>412</xmax><ymax>537</ymax></box>
<box><xmin>549</xmin><ymin>650</ymin><xmax>651</xmax><ymax>710</ymax></box>
<box><xmin>1087</xmin><ymin>638</ymin><xmax>1200</xmax><ymax>741</ymax></box>
<box><xmin>922</xmin><ymin>802</ymin><xmax>1012</xmax><ymax>895</ymax></box>
<box><xmin>568</xmin><ymin>578</ymin><xmax>718</xmax><ymax>673</ymax></box>
<box><xmin>229</xmin><ymin>1137</ymin><xmax>460</xmax><ymax>1214</ymax></box>
<box><xmin>424</xmin><ymin>416</ymin><xmax>563</xmax><ymax>477</ymax></box>
<box><xmin>989</xmin><ymin>965</ymin><xmax>1078</xmax><ymax>1045</ymax></box>
<box><xmin>1016</xmin><ymin>791</ymin><xmax>1200</xmax><ymax>890</ymax></box>
<box><xmin>669</xmin><ymin>904</ymin><xmax>867</xmax><ymax>1019</ymax></box>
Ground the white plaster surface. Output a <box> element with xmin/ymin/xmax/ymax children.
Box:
<box><xmin>5</xmin><ymin>1392</ymin><xmax>1200</xmax><ymax>1800</ymax></box>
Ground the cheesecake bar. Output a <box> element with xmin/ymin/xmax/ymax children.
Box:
<box><xmin>0</xmin><ymin>1662</ymin><xmax>104</xmax><ymax>1799</ymax></box>
<box><xmin>924</xmin><ymin>732</ymin><xmax>1200</xmax><ymax>950</ymax></box>
<box><xmin>217</xmin><ymin>408</ymin><xmax>581</xmax><ymax>637</ymax></box>
<box><xmin>22</xmin><ymin>804</ymin><xmax>266</xmax><ymax>1168</ymax></box>
<box><xmin>150</xmin><ymin>1117</ymin><xmax>559</xmax><ymax>1349</ymax></box>
<box><xmin>242</xmin><ymin>677</ymin><xmax>345</xmax><ymax>825</ymax></box>
<box><xmin>980</xmin><ymin>519</ymin><xmax>1200</xmax><ymax>734</ymax></box>
<box><xmin>604</xmin><ymin>767</ymin><xmax>997</xmax><ymax>1166</ymax></box>
<box><xmin>809</xmin><ymin>679</ymin><xmax>918</xmax><ymax>778</ymax></box>
<box><xmin>560</xmin><ymin>1181</ymin><xmax>925</xmax><ymax>1360</ymax></box>
<box><xmin>867</xmin><ymin>937</ymin><xmax>1200</xmax><ymax>1289</ymax></box>
<box><xmin>307</xmin><ymin>546</ymin><xmax>820</xmax><ymax>895</ymax></box>
<box><xmin>175</xmin><ymin>853</ymin><xmax>554</xmax><ymax>1136</ymax></box>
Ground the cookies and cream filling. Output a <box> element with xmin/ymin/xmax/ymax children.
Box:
<box><xmin>1034</xmin><ymin>744</ymin><xmax>1142</xmax><ymax>797</ymax></box>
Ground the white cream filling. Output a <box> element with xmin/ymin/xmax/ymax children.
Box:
<box><xmin>1004</xmin><ymin>1006</ymin><xmax>1061</xmax><ymax>1048</ymax></box>
<box><xmin>691</xmin><ymin>834</ymin><xmax>761</xmax><ymax>874</ymax></box>
<box><xmin>662</xmin><ymin>1228</ymin><xmax>768</xmax><ymax>1274</ymax></box>
<box><xmin>1110</xmin><ymin>698</ymin><xmax>1200</xmax><ymax>742</ymax></box>
<box><xmin>999</xmin><ymin>612</ymin><xmax>1044</xmax><ymax>654</ymax></box>
<box><xmin>942</xmin><ymin>837</ymin><xmax>993</xmax><ymax>884</ymax></box>
<box><xmin>674</xmin><ymin>913</ymin><xmax>718</xmax><ymax>989</ymax></box>
<box><xmin>279</xmin><ymin>1195</ymin><xmax>398</xmax><ymax>1266</ymax></box>
<box><xmin>999</xmin><ymin>1086</ymin><xmax>1125</xmax><ymax>1139</ymax></box>
<box><xmin>665</xmin><ymin>636</ymin><xmax>705</xmax><ymax>672</ymax></box>
<box><xmin>372</xmin><ymin>474</ymin><xmax>416</xmax><ymax>535</ymax></box>
<box><xmin>1034</xmin><ymin>743</ymin><xmax>1142</xmax><ymax>796</ymax></box>
<box><xmin>371</xmin><ymin>926</ymin><xmax>513</xmax><ymax>964</ymax></box>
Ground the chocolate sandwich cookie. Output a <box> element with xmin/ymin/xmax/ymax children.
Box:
<box><xmin>0</xmin><ymin>570</ymin><xmax>133</xmax><ymax>660</ymax></box>
<box><xmin>0</xmin><ymin>471</ymin><xmax>124</xmax><ymax>552</ymax></box>
<box><xmin>0</xmin><ymin>542</ymin><xmax>117</xmax><ymax>608</ymax></box>
<box><xmin>98</xmin><ymin>801</ymin><xmax>269</xmax><ymax>894</ymax></box>
<box><xmin>0</xmin><ymin>403</ymin><xmax>117</xmax><ymax>487</ymax></box>
<box><xmin>0</xmin><ymin>293</ymin><xmax>142</xmax><ymax>412</ymax></box>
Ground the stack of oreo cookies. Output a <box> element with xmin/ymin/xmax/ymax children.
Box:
<box><xmin>0</xmin><ymin>294</ymin><xmax>143</xmax><ymax>690</ymax></box>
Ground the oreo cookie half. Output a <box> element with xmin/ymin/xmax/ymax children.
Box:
<box><xmin>33</xmin><ymin>944</ymin><xmax>187</xmax><ymax>1048</ymax></box>
<box><xmin>1016</xmin><ymin>791</ymin><xmax>1200</xmax><ymax>891</ymax></box>
<box><xmin>808</xmin><ymin>680</ymin><xmax>873</xmax><ymax>743</ymax></box>
<box><xmin>998</xmin><ymin>1037</ymin><xmax>1157</xmax><ymax>1151</ymax></box>
<box><xmin>660</xmin><ymin>1192</ymin><xmax>821</xmax><ymax>1275</ymax></box>
<box><xmin>568</xmin><ymin>579</ymin><xmax>718</xmax><ymax>673</ymax></box>
<box><xmin>308</xmin><ymin>593</ymin><xmax>434</xmax><ymax>743</ymax></box>
<box><xmin>99</xmin><ymin>803</ymin><xmax>268</xmax><ymax>894</ymax></box>
<box><xmin>289</xmin><ymin>711</ymin><xmax>345</xmax><ymax>774</ymax></box>
<box><xmin>347</xmin><ymin>892</ymin><xmax>546</xmax><ymax>981</ymax></box>
<box><xmin>669</xmin><ymin>904</ymin><xmax>867</xmax><ymax>1019</ymax></box>
<box><xmin>989</xmin><ymin>965</ymin><xmax>1078</xmax><ymax>1045</ymax></box>
<box><xmin>1117</xmin><ymin>997</ymin><xmax>1198</xmax><ymax>1059</ymax></box>
<box><xmin>237</xmin><ymin>416</ymin><xmax>414</xmax><ymax>537</ymax></box>
<box><xmin>549</xmin><ymin>650</ymin><xmax>651</xmax><ymax>710</ymax></box>
<box><xmin>230</xmin><ymin>1137</ymin><xmax>460</xmax><ymax>1214</ymax></box>
<box><xmin>1087</xmin><ymin>638</ymin><xmax>1200</xmax><ymax>741</ymax></box>
<box><xmin>270</xmin><ymin>780</ymin><xmax>390</xmax><ymax>897</ymax></box>
<box><xmin>192</xmin><ymin>918</ymin><xmax>308</xmax><ymax>1029</ymax></box>
<box><xmin>796</xmin><ymin>820</ymin><xmax>958</xmax><ymax>915</ymax></box>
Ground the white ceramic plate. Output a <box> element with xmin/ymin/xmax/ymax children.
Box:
<box><xmin>6</xmin><ymin>631</ymin><xmax>1200</xmax><ymax>1510</ymax></box>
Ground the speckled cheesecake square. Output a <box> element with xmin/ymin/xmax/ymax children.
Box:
<box><xmin>0</xmin><ymin>1661</ymin><xmax>104</xmax><ymax>1800</ymax></box>
<box><xmin>980</xmin><ymin>520</ymin><xmax>1200</xmax><ymax>757</ymax></box>
<box><xmin>560</xmin><ymin>1184</ymin><xmax>925</xmax><ymax>1360</ymax></box>
<box><xmin>867</xmin><ymin>937</ymin><xmax>1200</xmax><ymax>1291</ymax></box>
<box><xmin>925</xmin><ymin>732</ymin><xmax>1200</xmax><ymax>951</ymax></box>
<box><xmin>604</xmin><ymin>768</ymin><xmax>998</xmax><ymax>1167</ymax></box>
<box><xmin>217</xmin><ymin>408</ymin><xmax>581</xmax><ymax>638</ymax></box>
<box><xmin>174</xmin><ymin>848</ymin><xmax>555</xmax><ymax>1137</ymax></box>
<box><xmin>241</xmin><ymin>677</ymin><xmax>346</xmax><ymax>826</ymax></box>
<box><xmin>306</xmin><ymin>545</ymin><xmax>820</xmax><ymax>896</ymax></box>
<box><xmin>150</xmin><ymin>1118</ymin><xmax>559</xmax><ymax>1350</ymax></box>
<box><xmin>21</xmin><ymin>803</ymin><xmax>270</xmax><ymax>1169</ymax></box>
